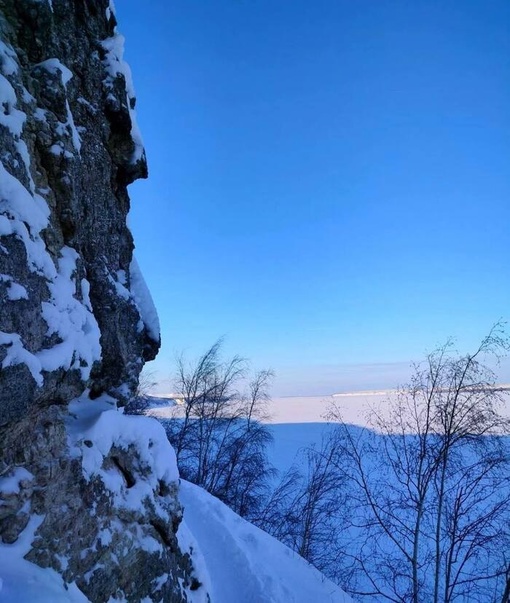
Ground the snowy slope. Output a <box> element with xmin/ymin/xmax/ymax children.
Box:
<box><xmin>0</xmin><ymin>410</ymin><xmax>351</xmax><ymax>603</ymax></box>
<box><xmin>0</xmin><ymin>479</ymin><xmax>352</xmax><ymax>603</ymax></box>
<box><xmin>178</xmin><ymin>480</ymin><xmax>353</xmax><ymax>603</ymax></box>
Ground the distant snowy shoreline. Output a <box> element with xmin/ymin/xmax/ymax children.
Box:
<box><xmin>147</xmin><ymin>385</ymin><xmax>510</xmax><ymax>427</ymax></box>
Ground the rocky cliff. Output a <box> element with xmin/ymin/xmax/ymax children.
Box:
<box><xmin>0</xmin><ymin>1</ymin><xmax>198</xmax><ymax>600</ymax></box>
<box><xmin>0</xmin><ymin>0</ymin><xmax>158</xmax><ymax>423</ymax></box>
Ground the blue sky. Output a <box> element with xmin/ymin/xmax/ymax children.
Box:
<box><xmin>117</xmin><ymin>1</ymin><xmax>510</xmax><ymax>395</ymax></box>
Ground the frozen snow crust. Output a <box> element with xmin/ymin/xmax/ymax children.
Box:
<box><xmin>0</xmin><ymin>0</ymin><xmax>159</xmax><ymax>425</ymax></box>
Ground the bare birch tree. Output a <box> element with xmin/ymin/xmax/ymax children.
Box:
<box><xmin>328</xmin><ymin>324</ymin><xmax>510</xmax><ymax>602</ymax></box>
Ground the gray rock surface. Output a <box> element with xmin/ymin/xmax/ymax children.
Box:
<box><xmin>0</xmin><ymin>404</ymin><xmax>197</xmax><ymax>602</ymax></box>
<box><xmin>0</xmin><ymin>1</ymin><xmax>201</xmax><ymax>601</ymax></box>
<box><xmin>0</xmin><ymin>0</ymin><xmax>158</xmax><ymax>424</ymax></box>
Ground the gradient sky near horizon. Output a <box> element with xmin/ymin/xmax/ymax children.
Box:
<box><xmin>116</xmin><ymin>0</ymin><xmax>510</xmax><ymax>396</ymax></box>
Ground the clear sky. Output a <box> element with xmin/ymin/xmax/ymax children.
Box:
<box><xmin>116</xmin><ymin>1</ymin><xmax>510</xmax><ymax>396</ymax></box>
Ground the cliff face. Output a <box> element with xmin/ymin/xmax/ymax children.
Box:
<box><xmin>0</xmin><ymin>0</ymin><xmax>158</xmax><ymax>424</ymax></box>
<box><xmin>0</xmin><ymin>1</ymin><xmax>197</xmax><ymax>601</ymax></box>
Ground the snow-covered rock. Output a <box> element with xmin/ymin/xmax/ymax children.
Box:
<box><xmin>0</xmin><ymin>0</ymin><xmax>180</xmax><ymax>600</ymax></box>
<box><xmin>0</xmin><ymin>396</ymin><xmax>196</xmax><ymax>602</ymax></box>
<box><xmin>0</xmin><ymin>0</ymin><xmax>158</xmax><ymax>425</ymax></box>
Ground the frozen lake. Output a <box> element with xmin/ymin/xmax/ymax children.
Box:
<box><xmin>267</xmin><ymin>391</ymin><xmax>393</xmax><ymax>426</ymax></box>
<box><xmin>149</xmin><ymin>387</ymin><xmax>510</xmax><ymax>429</ymax></box>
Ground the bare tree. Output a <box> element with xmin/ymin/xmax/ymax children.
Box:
<box><xmin>245</xmin><ymin>369</ymin><xmax>274</xmax><ymax>426</ymax></box>
<box><xmin>163</xmin><ymin>340</ymin><xmax>275</xmax><ymax>519</ymax></box>
<box><xmin>328</xmin><ymin>324</ymin><xmax>510</xmax><ymax>603</ymax></box>
<box><xmin>168</xmin><ymin>339</ymin><xmax>245</xmax><ymax>463</ymax></box>
<box><xmin>256</xmin><ymin>432</ymin><xmax>348</xmax><ymax>580</ymax></box>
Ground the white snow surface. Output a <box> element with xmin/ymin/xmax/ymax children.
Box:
<box><xmin>0</xmin><ymin>515</ymin><xmax>88</xmax><ymax>602</ymax></box>
<box><xmin>101</xmin><ymin>33</ymin><xmax>144</xmax><ymax>163</ymax></box>
<box><xmin>0</xmin><ymin>44</ymin><xmax>35</xmax><ymax>192</ymax></box>
<box><xmin>0</xmin><ymin>330</ymin><xmax>44</xmax><ymax>385</ymax></box>
<box><xmin>0</xmin><ymin>41</ymin><xmax>18</xmax><ymax>76</ymax></box>
<box><xmin>105</xmin><ymin>260</ymin><xmax>160</xmax><ymax>342</ymax></box>
<box><xmin>0</xmin><ymin>274</ymin><xmax>28</xmax><ymax>300</ymax></box>
<box><xmin>0</xmin><ymin>467</ymin><xmax>33</xmax><ymax>495</ymax></box>
<box><xmin>67</xmin><ymin>395</ymin><xmax>179</xmax><ymax>505</ymax></box>
<box><xmin>129</xmin><ymin>256</ymin><xmax>160</xmax><ymax>342</ymax></box>
<box><xmin>178</xmin><ymin>480</ymin><xmax>352</xmax><ymax>603</ymax></box>
<box><xmin>39</xmin><ymin>247</ymin><xmax>101</xmax><ymax>380</ymax></box>
<box><xmin>0</xmin><ymin>246</ymin><xmax>102</xmax><ymax>386</ymax></box>
<box><xmin>6</xmin><ymin>280</ymin><xmax>28</xmax><ymax>300</ymax></box>
<box><xmin>37</xmin><ymin>58</ymin><xmax>73</xmax><ymax>85</ymax></box>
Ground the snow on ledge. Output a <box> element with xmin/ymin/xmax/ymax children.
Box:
<box><xmin>66</xmin><ymin>394</ymin><xmax>178</xmax><ymax>512</ymax></box>
<box><xmin>101</xmin><ymin>33</ymin><xmax>144</xmax><ymax>164</ymax></box>
<box><xmin>129</xmin><ymin>256</ymin><xmax>160</xmax><ymax>343</ymax></box>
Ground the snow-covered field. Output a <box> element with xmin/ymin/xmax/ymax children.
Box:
<box><xmin>149</xmin><ymin>390</ymin><xmax>392</xmax><ymax>428</ymax></box>
<box><xmin>266</xmin><ymin>394</ymin><xmax>366</xmax><ymax>471</ymax></box>
<box><xmin>271</xmin><ymin>388</ymin><xmax>510</xmax><ymax>425</ymax></box>
<box><xmin>265</xmin><ymin>390</ymin><xmax>510</xmax><ymax>476</ymax></box>
<box><xmin>268</xmin><ymin>391</ymin><xmax>392</xmax><ymax>426</ymax></box>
